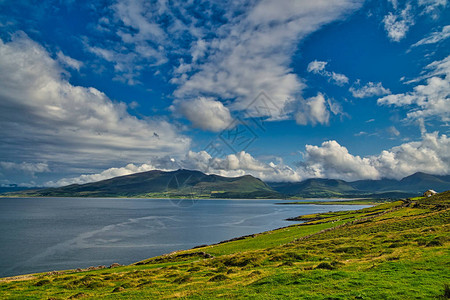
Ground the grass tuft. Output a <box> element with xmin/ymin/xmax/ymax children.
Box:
<box><xmin>209</xmin><ymin>274</ymin><xmax>230</xmax><ymax>282</ymax></box>
<box><xmin>315</xmin><ymin>262</ymin><xmax>334</xmax><ymax>270</ymax></box>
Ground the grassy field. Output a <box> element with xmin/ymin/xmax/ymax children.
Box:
<box><xmin>1</xmin><ymin>192</ymin><xmax>449</xmax><ymax>299</ymax></box>
<box><xmin>276</xmin><ymin>199</ymin><xmax>391</xmax><ymax>206</ymax></box>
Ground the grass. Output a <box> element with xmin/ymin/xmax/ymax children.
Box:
<box><xmin>277</xmin><ymin>199</ymin><xmax>393</xmax><ymax>205</ymax></box>
<box><xmin>0</xmin><ymin>193</ymin><xmax>449</xmax><ymax>299</ymax></box>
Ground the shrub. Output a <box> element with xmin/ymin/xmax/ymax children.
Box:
<box><xmin>209</xmin><ymin>274</ymin><xmax>230</xmax><ymax>282</ymax></box>
<box><xmin>85</xmin><ymin>281</ymin><xmax>105</xmax><ymax>289</ymax></box>
<box><xmin>120</xmin><ymin>282</ymin><xmax>133</xmax><ymax>288</ymax></box>
<box><xmin>216</xmin><ymin>265</ymin><xmax>228</xmax><ymax>273</ymax></box>
<box><xmin>68</xmin><ymin>292</ymin><xmax>88</xmax><ymax>299</ymax></box>
<box><xmin>173</xmin><ymin>275</ymin><xmax>191</xmax><ymax>284</ymax></box>
<box><xmin>112</xmin><ymin>286</ymin><xmax>124</xmax><ymax>293</ymax></box>
<box><xmin>34</xmin><ymin>279</ymin><xmax>51</xmax><ymax>286</ymax></box>
<box><xmin>426</xmin><ymin>238</ymin><xmax>443</xmax><ymax>247</ymax></box>
<box><xmin>315</xmin><ymin>262</ymin><xmax>334</xmax><ymax>270</ymax></box>
<box><xmin>443</xmin><ymin>284</ymin><xmax>450</xmax><ymax>299</ymax></box>
<box><xmin>249</xmin><ymin>270</ymin><xmax>262</xmax><ymax>276</ymax></box>
<box><xmin>137</xmin><ymin>280</ymin><xmax>152</xmax><ymax>287</ymax></box>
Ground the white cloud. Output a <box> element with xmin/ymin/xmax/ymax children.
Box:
<box><xmin>387</xmin><ymin>126</ymin><xmax>400</xmax><ymax>137</ymax></box>
<box><xmin>303</xmin><ymin>140</ymin><xmax>380</xmax><ymax>180</ymax></box>
<box><xmin>300</xmin><ymin>132</ymin><xmax>450</xmax><ymax>180</ymax></box>
<box><xmin>378</xmin><ymin>55</ymin><xmax>450</xmax><ymax>122</ymax></box>
<box><xmin>382</xmin><ymin>4</ymin><xmax>414</xmax><ymax>42</ymax></box>
<box><xmin>418</xmin><ymin>0</ymin><xmax>448</xmax><ymax>18</ymax></box>
<box><xmin>85</xmin><ymin>0</ymin><xmax>170</xmax><ymax>84</ymax></box>
<box><xmin>45</xmin><ymin>163</ymin><xmax>159</xmax><ymax>187</ymax></box>
<box><xmin>412</xmin><ymin>25</ymin><xmax>450</xmax><ymax>47</ymax></box>
<box><xmin>45</xmin><ymin>130</ymin><xmax>450</xmax><ymax>185</ymax></box>
<box><xmin>48</xmin><ymin>150</ymin><xmax>301</xmax><ymax>186</ymax></box>
<box><xmin>295</xmin><ymin>93</ymin><xmax>330</xmax><ymax>126</ymax></box>
<box><xmin>371</xmin><ymin>131</ymin><xmax>450</xmax><ymax>179</ymax></box>
<box><xmin>88</xmin><ymin>0</ymin><xmax>361</xmax><ymax>123</ymax></box>
<box><xmin>0</xmin><ymin>33</ymin><xmax>190</xmax><ymax>179</ymax></box>
<box><xmin>0</xmin><ymin>162</ymin><xmax>49</xmax><ymax>174</ymax></box>
<box><xmin>307</xmin><ymin>60</ymin><xmax>328</xmax><ymax>73</ymax></box>
<box><xmin>172</xmin><ymin>0</ymin><xmax>361</xmax><ymax>119</ymax></box>
<box><xmin>181</xmin><ymin>150</ymin><xmax>302</xmax><ymax>182</ymax></box>
<box><xmin>350</xmin><ymin>81</ymin><xmax>391</xmax><ymax>98</ymax></box>
<box><xmin>56</xmin><ymin>51</ymin><xmax>83</xmax><ymax>71</ymax></box>
<box><xmin>388</xmin><ymin>0</ymin><xmax>398</xmax><ymax>10</ymax></box>
<box><xmin>331</xmin><ymin>72</ymin><xmax>350</xmax><ymax>86</ymax></box>
<box><xmin>174</xmin><ymin>97</ymin><xmax>234</xmax><ymax>132</ymax></box>
<box><xmin>307</xmin><ymin>60</ymin><xmax>349</xmax><ymax>86</ymax></box>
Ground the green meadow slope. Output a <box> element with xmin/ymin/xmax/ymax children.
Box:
<box><xmin>1</xmin><ymin>192</ymin><xmax>449</xmax><ymax>299</ymax></box>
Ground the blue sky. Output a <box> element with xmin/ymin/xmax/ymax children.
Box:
<box><xmin>0</xmin><ymin>0</ymin><xmax>449</xmax><ymax>187</ymax></box>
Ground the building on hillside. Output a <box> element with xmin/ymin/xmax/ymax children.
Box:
<box><xmin>423</xmin><ymin>190</ymin><xmax>437</xmax><ymax>197</ymax></box>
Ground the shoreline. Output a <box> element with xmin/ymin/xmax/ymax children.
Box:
<box><xmin>0</xmin><ymin>201</ymin><xmax>374</xmax><ymax>279</ymax></box>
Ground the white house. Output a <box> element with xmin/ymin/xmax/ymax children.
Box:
<box><xmin>423</xmin><ymin>190</ymin><xmax>437</xmax><ymax>197</ymax></box>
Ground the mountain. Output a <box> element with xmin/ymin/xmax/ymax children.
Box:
<box><xmin>269</xmin><ymin>172</ymin><xmax>450</xmax><ymax>198</ymax></box>
<box><xmin>0</xmin><ymin>185</ymin><xmax>37</xmax><ymax>194</ymax></box>
<box><xmin>5</xmin><ymin>171</ymin><xmax>450</xmax><ymax>199</ymax></box>
<box><xmin>398</xmin><ymin>172</ymin><xmax>450</xmax><ymax>192</ymax></box>
<box><xmin>11</xmin><ymin>169</ymin><xmax>279</xmax><ymax>199</ymax></box>
<box><xmin>349</xmin><ymin>172</ymin><xmax>450</xmax><ymax>194</ymax></box>
<box><xmin>268</xmin><ymin>178</ymin><xmax>357</xmax><ymax>198</ymax></box>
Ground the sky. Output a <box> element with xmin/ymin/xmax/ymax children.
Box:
<box><xmin>0</xmin><ymin>0</ymin><xmax>449</xmax><ymax>187</ymax></box>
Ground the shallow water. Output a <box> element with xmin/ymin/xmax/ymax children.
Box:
<box><xmin>0</xmin><ymin>197</ymin><xmax>370</xmax><ymax>277</ymax></box>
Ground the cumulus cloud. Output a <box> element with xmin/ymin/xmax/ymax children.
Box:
<box><xmin>378</xmin><ymin>55</ymin><xmax>450</xmax><ymax>122</ymax></box>
<box><xmin>383</xmin><ymin>4</ymin><xmax>414</xmax><ymax>42</ymax></box>
<box><xmin>300</xmin><ymin>132</ymin><xmax>450</xmax><ymax>180</ymax></box>
<box><xmin>307</xmin><ymin>60</ymin><xmax>349</xmax><ymax>86</ymax></box>
<box><xmin>302</xmin><ymin>140</ymin><xmax>379</xmax><ymax>180</ymax></box>
<box><xmin>179</xmin><ymin>150</ymin><xmax>302</xmax><ymax>182</ymax></box>
<box><xmin>371</xmin><ymin>132</ymin><xmax>450</xmax><ymax>179</ymax></box>
<box><xmin>48</xmin><ymin>150</ymin><xmax>301</xmax><ymax>186</ymax></box>
<box><xmin>47</xmin><ymin>130</ymin><xmax>450</xmax><ymax>185</ymax></box>
<box><xmin>295</xmin><ymin>93</ymin><xmax>331</xmax><ymax>126</ymax></box>
<box><xmin>45</xmin><ymin>163</ymin><xmax>159</xmax><ymax>187</ymax></box>
<box><xmin>412</xmin><ymin>25</ymin><xmax>450</xmax><ymax>47</ymax></box>
<box><xmin>174</xmin><ymin>97</ymin><xmax>233</xmax><ymax>132</ymax></box>
<box><xmin>350</xmin><ymin>81</ymin><xmax>391</xmax><ymax>98</ymax></box>
<box><xmin>0</xmin><ymin>33</ymin><xmax>190</xmax><ymax>180</ymax></box>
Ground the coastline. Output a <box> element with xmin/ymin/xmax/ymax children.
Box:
<box><xmin>0</xmin><ymin>198</ymin><xmax>372</xmax><ymax>279</ymax></box>
<box><xmin>0</xmin><ymin>194</ymin><xmax>448</xmax><ymax>299</ymax></box>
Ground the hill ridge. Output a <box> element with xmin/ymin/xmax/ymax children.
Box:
<box><xmin>4</xmin><ymin>171</ymin><xmax>450</xmax><ymax>199</ymax></box>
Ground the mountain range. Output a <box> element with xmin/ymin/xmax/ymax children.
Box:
<box><xmin>3</xmin><ymin>170</ymin><xmax>450</xmax><ymax>199</ymax></box>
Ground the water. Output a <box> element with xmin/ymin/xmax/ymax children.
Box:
<box><xmin>0</xmin><ymin>197</ymin><xmax>370</xmax><ymax>277</ymax></box>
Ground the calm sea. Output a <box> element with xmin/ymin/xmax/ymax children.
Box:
<box><xmin>0</xmin><ymin>197</ymin><xmax>370</xmax><ymax>277</ymax></box>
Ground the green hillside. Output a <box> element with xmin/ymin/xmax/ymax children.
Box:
<box><xmin>269</xmin><ymin>178</ymin><xmax>358</xmax><ymax>198</ymax></box>
<box><xmin>269</xmin><ymin>172</ymin><xmax>450</xmax><ymax>198</ymax></box>
<box><xmin>5</xmin><ymin>171</ymin><xmax>450</xmax><ymax>199</ymax></box>
<box><xmin>1</xmin><ymin>191</ymin><xmax>449</xmax><ymax>299</ymax></box>
<box><xmin>11</xmin><ymin>169</ymin><xmax>279</xmax><ymax>199</ymax></box>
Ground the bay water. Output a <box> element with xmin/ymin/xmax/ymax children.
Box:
<box><xmin>0</xmin><ymin>197</ymin><xmax>369</xmax><ymax>277</ymax></box>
